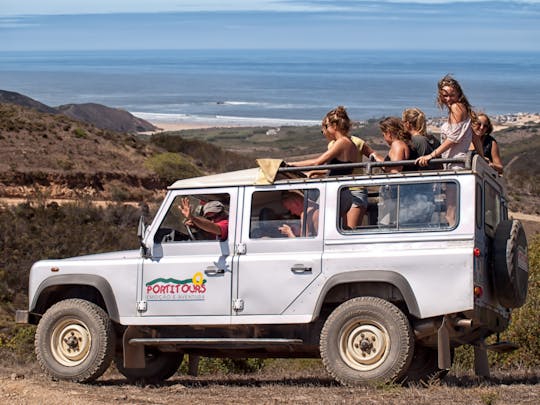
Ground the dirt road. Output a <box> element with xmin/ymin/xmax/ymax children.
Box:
<box><xmin>2</xmin><ymin>363</ymin><xmax>539</xmax><ymax>405</ymax></box>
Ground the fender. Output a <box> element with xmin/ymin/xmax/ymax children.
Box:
<box><xmin>31</xmin><ymin>274</ymin><xmax>120</xmax><ymax>322</ymax></box>
<box><xmin>315</xmin><ymin>270</ymin><xmax>421</xmax><ymax>318</ymax></box>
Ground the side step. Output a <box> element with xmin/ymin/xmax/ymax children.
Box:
<box><xmin>487</xmin><ymin>341</ymin><xmax>519</xmax><ymax>353</ymax></box>
<box><xmin>128</xmin><ymin>337</ymin><xmax>303</xmax><ymax>349</ymax></box>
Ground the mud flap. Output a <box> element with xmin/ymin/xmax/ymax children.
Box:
<box><xmin>122</xmin><ymin>326</ymin><xmax>145</xmax><ymax>368</ymax></box>
<box><xmin>474</xmin><ymin>342</ymin><xmax>490</xmax><ymax>378</ymax></box>
<box><xmin>437</xmin><ymin>316</ymin><xmax>452</xmax><ymax>370</ymax></box>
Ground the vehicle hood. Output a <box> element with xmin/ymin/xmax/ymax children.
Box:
<box><xmin>61</xmin><ymin>249</ymin><xmax>142</xmax><ymax>261</ymax></box>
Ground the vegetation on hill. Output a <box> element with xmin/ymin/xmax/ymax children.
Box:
<box><xmin>0</xmin><ymin>103</ymin><xmax>255</xmax><ymax>202</ymax></box>
<box><xmin>496</xmin><ymin>123</ymin><xmax>540</xmax><ymax>214</ymax></box>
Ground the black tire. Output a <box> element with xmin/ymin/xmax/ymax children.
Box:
<box><xmin>493</xmin><ymin>219</ymin><xmax>529</xmax><ymax>308</ymax></box>
<box><xmin>35</xmin><ymin>299</ymin><xmax>115</xmax><ymax>383</ymax></box>
<box><xmin>320</xmin><ymin>297</ymin><xmax>414</xmax><ymax>387</ymax></box>
<box><xmin>402</xmin><ymin>346</ymin><xmax>451</xmax><ymax>384</ymax></box>
<box><xmin>115</xmin><ymin>348</ymin><xmax>183</xmax><ymax>385</ymax></box>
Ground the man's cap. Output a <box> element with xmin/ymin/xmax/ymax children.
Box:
<box><xmin>202</xmin><ymin>201</ymin><xmax>226</xmax><ymax>216</ymax></box>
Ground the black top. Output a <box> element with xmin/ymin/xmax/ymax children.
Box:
<box><xmin>482</xmin><ymin>134</ymin><xmax>497</xmax><ymax>162</ymax></box>
<box><xmin>328</xmin><ymin>158</ymin><xmax>354</xmax><ymax>176</ymax></box>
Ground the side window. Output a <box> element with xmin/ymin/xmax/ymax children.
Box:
<box><xmin>250</xmin><ymin>189</ymin><xmax>320</xmax><ymax>239</ymax></box>
<box><xmin>154</xmin><ymin>193</ymin><xmax>230</xmax><ymax>243</ymax></box>
<box><xmin>484</xmin><ymin>183</ymin><xmax>501</xmax><ymax>234</ymax></box>
<box><xmin>339</xmin><ymin>181</ymin><xmax>458</xmax><ymax>233</ymax></box>
<box><xmin>475</xmin><ymin>183</ymin><xmax>483</xmax><ymax>229</ymax></box>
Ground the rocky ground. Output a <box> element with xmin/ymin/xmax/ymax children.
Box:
<box><xmin>1</xmin><ymin>362</ymin><xmax>539</xmax><ymax>405</ymax></box>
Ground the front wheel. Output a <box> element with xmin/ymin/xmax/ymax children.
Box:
<box><xmin>320</xmin><ymin>297</ymin><xmax>414</xmax><ymax>386</ymax></box>
<box><xmin>35</xmin><ymin>299</ymin><xmax>115</xmax><ymax>382</ymax></box>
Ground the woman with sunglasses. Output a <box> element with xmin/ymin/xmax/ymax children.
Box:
<box><xmin>471</xmin><ymin>113</ymin><xmax>503</xmax><ymax>174</ymax></box>
<box><xmin>286</xmin><ymin>106</ymin><xmax>358</xmax><ymax>227</ymax></box>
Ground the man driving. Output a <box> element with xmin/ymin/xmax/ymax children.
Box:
<box><xmin>179</xmin><ymin>198</ymin><xmax>229</xmax><ymax>241</ymax></box>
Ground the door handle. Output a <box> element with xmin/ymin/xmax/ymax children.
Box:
<box><xmin>205</xmin><ymin>266</ymin><xmax>225</xmax><ymax>276</ymax></box>
<box><xmin>291</xmin><ymin>264</ymin><xmax>312</xmax><ymax>274</ymax></box>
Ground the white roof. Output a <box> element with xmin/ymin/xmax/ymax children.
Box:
<box><xmin>168</xmin><ymin>168</ymin><xmax>261</xmax><ymax>189</ymax></box>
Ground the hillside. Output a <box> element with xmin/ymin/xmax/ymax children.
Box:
<box><xmin>57</xmin><ymin>103</ymin><xmax>156</xmax><ymax>133</ymax></box>
<box><xmin>0</xmin><ymin>103</ymin><xmax>255</xmax><ymax>202</ymax></box>
<box><xmin>0</xmin><ymin>89</ymin><xmax>156</xmax><ymax>133</ymax></box>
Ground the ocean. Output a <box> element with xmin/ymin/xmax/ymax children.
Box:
<box><xmin>1</xmin><ymin>49</ymin><xmax>539</xmax><ymax>126</ymax></box>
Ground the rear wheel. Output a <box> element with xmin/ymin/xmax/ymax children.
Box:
<box><xmin>35</xmin><ymin>299</ymin><xmax>115</xmax><ymax>382</ymax></box>
<box><xmin>402</xmin><ymin>346</ymin><xmax>452</xmax><ymax>384</ymax></box>
<box><xmin>320</xmin><ymin>297</ymin><xmax>414</xmax><ymax>386</ymax></box>
<box><xmin>115</xmin><ymin>348</ymin><xmax>183</xmax><ymax>385</ymax></box>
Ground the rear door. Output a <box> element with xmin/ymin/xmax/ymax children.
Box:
<box><xmin>235</xmin><ymin>185</ymin><xmax>324</xmax><ymax>315</ymax></box>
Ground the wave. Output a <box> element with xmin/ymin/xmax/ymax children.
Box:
<box><xmin>131</xmin><ymin>111</ymin><xmax>320</xmax><ymax>127</ymax></box>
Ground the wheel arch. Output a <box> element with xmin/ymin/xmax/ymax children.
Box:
<box><xmin>314</xmin><ymin>270</ymin><xmax>421</xmax><ymax>319</ymax></box>
<box><xmin>31</xmin><ymin>275</ymin><xmax>120</xmax><ymax>323</ymax></box>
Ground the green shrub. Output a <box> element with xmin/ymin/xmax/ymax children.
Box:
<box><xmin>497</xmin><ymin>235</ymin><xmax>540</xmax><ymax>367</ymax></box>
<box><xmin>144</xmin><ymin>152</ymin><xmax>203</xmax><ymax>184</ymax></box>
<box><xmin>0</xmin><ymin>201</ymin><xmax>141</xmax><ymax>301</ymax></box>
<box><xmin>453</xmin><ymin>236</ymin><xmax>540</xmax><ymax>371</ymax></box>
<box><xmin>72</xmin><ymin>127</ymin><xmax>87</xmax><ymax>138</ymax></box>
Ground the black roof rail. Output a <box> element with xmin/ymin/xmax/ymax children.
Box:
<box><xmin>278</xmin><ymin>151</ymin><xmax>475</xmax><ymax>174</ymax></box>
<box><xmin>279</xmin><ymin>152</ymin><xmax>474</xmax><ymax>175</ymax></box>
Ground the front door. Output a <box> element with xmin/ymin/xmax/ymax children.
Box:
<box><xmin>141</xmin><ymin>188</ymin><xmax>237</xmax><ymax>317</ymax></box>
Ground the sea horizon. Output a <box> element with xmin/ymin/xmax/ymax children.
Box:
<box><xmin>1</xmin><ymin>49</ymin><xmax>539</xmax><ymax>127</ymax></box>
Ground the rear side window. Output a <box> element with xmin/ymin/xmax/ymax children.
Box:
<box><xmin>249</xmin><ymin>189</ymin><xmax>320</xmax><ymax>239</ymax></box>
<box><xmin>339</xmin><ymin>181</ymin><xmax>458</xmax><ymax>233</ymax></box>
<box><xmin>484</xmin><ymin>182</ymin><xmax>502</xmax><ymax>234</ymax></box>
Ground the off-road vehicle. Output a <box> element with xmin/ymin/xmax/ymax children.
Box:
<box><xmin>16</xmin><ymin>153</ymin><xmax>529</xmax><ymax>386</ymax></box>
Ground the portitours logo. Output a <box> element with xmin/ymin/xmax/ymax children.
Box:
<box><xmin>145</xmin><ymin>272</ymin><xmax>207</xmax><ymax>301</ymax></box>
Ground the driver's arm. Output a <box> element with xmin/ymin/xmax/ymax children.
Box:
<box><xmin>179</xmin><ymin>198</ymin><xmax>223</xmax><ymax>236</ymax></box>
<box><xmin>188</xmin><ymin>215</ymin><xmax>223</xmax><ymax>236</ymax></box>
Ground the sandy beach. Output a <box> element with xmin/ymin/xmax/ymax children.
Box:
<box><xmin>143</xmin><ymin>112</ymin><xmax>540</xmax><ymax>135</ymax></box>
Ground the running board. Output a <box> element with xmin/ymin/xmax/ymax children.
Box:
<box><xmin>487</xmin><ymin>341</ymin><xmax>519</xmax><ymax>353</ymax></box>
<box><xmin>128</xmin><ymin>337</ymin><xmax>303</xmax><ymax>349</ymax></box>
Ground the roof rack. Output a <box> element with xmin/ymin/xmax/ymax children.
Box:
<box><xmin>278</xmin><ymin>153</ymin><xmax>473</xmax><ymax>176</ymax></box>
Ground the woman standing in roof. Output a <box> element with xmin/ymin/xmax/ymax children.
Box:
<box><xmin>416</xmin><ymin>75</ymin><xmax>484</xmax><ymax>169</ymax></box>
<box><xmin>286</xmin><ymin>106</ymin><xmax>358</xmax><ymax>227</ymax></box>
<box><xmin>471</xmin><ymin>112</ymin><xmax>503</xmax><ymax>174</ymax></box>
<box><xmin>379</xmin><ymin>116</ymin><xmax>414</xmax><ymax>173</ymax></box>
<box><xmin>402</xmin><ymin>107</ymin><xmax>442</xmax><ymax>170</ymax></box>
<box><xmin>416</xmin><ymin>75</ymin><xmax>484</xmax><ymax>226</ymax></box>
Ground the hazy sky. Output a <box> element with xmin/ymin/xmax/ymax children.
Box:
<box><xmin>1</xmin><ymin>0</ymin><xmax>539</xmax><ymax>51</ymax></box>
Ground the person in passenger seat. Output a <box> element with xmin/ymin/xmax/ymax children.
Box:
<box><xmin>278</xmin><ymin>191</ymin><xmax>319</xmax><ymax>238</ymax></box>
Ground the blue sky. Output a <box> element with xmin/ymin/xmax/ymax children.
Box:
<box><xmin>1</xmin><ymin>0</ymin><xmax>539</xmax><ymax>51</ymax></box>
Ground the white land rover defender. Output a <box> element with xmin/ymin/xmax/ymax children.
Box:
<box><xmin>16</xmin><ymin>153</ymin><xmax>529</xmax><ymax>386</ymax></box>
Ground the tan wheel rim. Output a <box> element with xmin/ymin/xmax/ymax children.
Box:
<box><xmin>338</xmin><ymin>320</ymin><xmax>390</xmax><ymax>371</ymax></box>
<box><xmin>50</xmin><ymin>318</ymin><xmax>92</xmax><ymax>367</ymax></box>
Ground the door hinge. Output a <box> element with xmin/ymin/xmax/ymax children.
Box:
<box><xmin>236</xmin><ymin>242</ymin><xmax>247</xmax><ymax>255</ymax></box>
<box><xmin>137</xmin><ymin>300</ymin><xmax>147</xmax><ymax>312</ymax></box>
<box><xmin>233</xmin><ymin>298</ymin><xmax>244</xmax><ymax>312</ymax></box>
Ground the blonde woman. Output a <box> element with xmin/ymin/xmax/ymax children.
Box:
<box><xmin>402</xmin><ymin>107</ymin><xmax>442</xmax><ymax>170</ymax></box>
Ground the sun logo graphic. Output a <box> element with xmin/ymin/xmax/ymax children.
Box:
<box><xmin>145</xmin><ymin>272</ymin><xmax>207</xmax><ymax>301</ymax></box>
